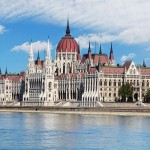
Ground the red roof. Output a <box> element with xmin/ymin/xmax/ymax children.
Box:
<box><xmin>81</xmin><ymin>54</ymin><xmax>88</xmax><ymax>63</ymax></box>
<box><xmin>93</xmin><ymin>54</ymin><xmax>108</xmax><ymax>64</ymax></box>
<box><xmin>102</xmin><ymin>66</ymin><xmax>124</xmax><ymax>74</ymax></box>
<box><xmin>141</xmin><ymin>68</ymin><xmax>150</xmax><ymax>75</ymax></box>
<box><xmin>81</xmin><ymin>54</ymin><xmax>109</xmax><ymax>64</ymax></box>
<box><xmin>88</xmin><ymin>68</ymin><xmax>97</xmax><ymax>74</ymax></box>
<box><xmin>34</xmin><ymin>60</ymin><xmax>44</xmax><ymax>67</ymax></box>
<box><xmin>57</xmin><ymin>35</ymin><xmax>79</xmax><ymax>53</ymax></box>
<box><xmin>123</xmin><ymin>61</ymin><xmax>132</xmax><ymax>70</ymax></box>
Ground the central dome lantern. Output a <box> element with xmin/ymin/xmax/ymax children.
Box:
<box><xmin>56</xmin><ymin>19</ymin><xmax>79</xmax><ymax>53</ymax></box>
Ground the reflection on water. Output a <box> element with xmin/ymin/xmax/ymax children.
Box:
<box><xmin>0</xmin><ymin>112</ymin><xmax>150</xmax><ymax>150</ymax></box>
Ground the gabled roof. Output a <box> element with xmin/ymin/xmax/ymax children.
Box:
<box><xmin>123</xmin><ymin>61</ymin><xmax>132</xmax><ymax>70</ymax></box>
<box><xmin>93</xmin><ymin>54</ymin><xmax>108</xmax><ymax>64</ymax></box>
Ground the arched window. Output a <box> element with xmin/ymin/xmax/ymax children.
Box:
<box><xmin>118</xmin><ymin>80</ymin><xmax>121</xmax><ymax>86</ymax></box>
<box><xmin>104</xmin><ymin>80</ymin><xmax>107</xmax><ymax>86</ymax></box>
<box><xmin>114</xmin><ymin>80</ymin><xmax>116</xmax><ymax>86</ymax></box>
<box><xmin>49</xmin><ymin>82</ymin><xmax>52</xmax><ymax>89</ymax></box>
<box><xmin>63</xmin><ymin>63</ymin><xmax>65</xmax><ymax>74</ymax></box>
<box><xmin>109</xmin><ymin>80</ymin><xmax>111</xmax><ymax>86</ymax></box>
<box><xmin>67</xmin><ymin>63</ymin><xmax>71</xmax><ymax>73</ymax></box>
<box><xmin>109</xmin><ymin>93</ymin><xmax>111</xmax><ymax>97</ymax></box>
<box><xmin>100</xmin><ymin>80</ymin><xmax>102</xmax><ymax>86</ymax></box>
<box><xmin>147</xmin><ymin>81</ymin><xmax>149</xmax><ymax>87</ymax></box>
<box><xmin>142</xmin><ymin>80</ymin><xmax>145</xmax><ymax>87</ymax></box>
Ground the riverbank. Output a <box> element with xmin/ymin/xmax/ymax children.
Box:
<box><xmin>0</xmin><ymin>106</ymin><xmax>150</xmax><ymax>116</ymax></box>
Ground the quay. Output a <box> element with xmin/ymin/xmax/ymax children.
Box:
<box><xmin>0</xmin><ymin>104</ymin><xmax>150</xmax><ymax>116</ymax></box>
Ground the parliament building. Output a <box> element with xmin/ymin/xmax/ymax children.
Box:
<box><xmin>1</xmin><ymin>20</ymin><xmax>150</xmax><ymax>106</ymax></box>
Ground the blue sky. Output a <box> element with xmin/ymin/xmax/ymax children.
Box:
<box><xmin>0</xmin><ymin>0</ymin><xmax>150</xmax><ymax>73</ymax></box>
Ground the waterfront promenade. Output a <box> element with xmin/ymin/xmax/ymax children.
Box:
<box><xmin>0</xmin><ymin>104</ymin><xmax>150</xmax><ymax>116</ymax></box>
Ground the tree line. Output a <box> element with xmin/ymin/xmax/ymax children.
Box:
<box><xmin>118</xmin><ymin>83</ymin><xmax>150</xmax><ymax>103</ymax></box>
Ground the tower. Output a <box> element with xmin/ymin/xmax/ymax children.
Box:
<box><xmin>109</xmin><ymin>42</ymin><xmax>114</xmax><ymax>66</ymax></box>
<box><xmin>99</xmin><ymin>44</ymin><xmax>102</xmax><ymax>54</ymax></box>
<box><xmin>142</xmin><ymin>59</ymin><xmax>146</xmax><ymax>67</ymax></box>
<box><xmin>45</xmin><ymin>37</ymin><xmax>53</xmax><ymax>75</ymax></box>
<box><xmin>88</xmin><ymin>41</ymin><xmax>92</xmax><ymax>59</ymax></box>
<box><xmin>28</xmin><ymin>40</ymin><xmax>35</xmax><ymax>74</ymax></box>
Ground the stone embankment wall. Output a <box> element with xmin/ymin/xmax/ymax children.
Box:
<box><xmin>0</xmin><ymin>106</ymin><xmax>150</xmax><ymax>113</ymax></box>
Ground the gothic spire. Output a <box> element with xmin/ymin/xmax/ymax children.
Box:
<box><xmin>5</xmin><ymin>67</ymin><xmax>8</xmax><ymax>75</ymax></box>
<box><xmin>99</xmin><ymin>44</ymin><xmax>102</xmax><ymax>54</ymax></box>
<box><xmin>78</xmin><ymin>43</ymin><xmax>80</xmax><ymax>54</ymax></box>
<box><xmin>110</xmin><ymin>42</ymin><xmax>113</xmax><ymax>53</ymax></box>
<box><xmin>143</xmin><ymin>59</ymin><xmax>146</xmax><ymax>67</ymax></box>
<box><xmin>29</xmin><ymin>39</ymin><xmax>34</xmax><ymax>62</ymax></box>
<box><xmin>66</xmin><ymin>17</ymin><xmax>70</xmax><ymax>36</ymax></box>
<box><xmin>0</xmin><ymin>67</ymin><xmax>1</xmax><ymax>75</ymax></box>
<box><xmin>37</xmin><ymin>50</ymin><xmax>40</xmax><ymax>60</ymax></box>
<box><xmin>46</xmin><ymin>36</ymin><xmax>51</xmax><ymax>60</ymax></box>
<box><xmin>88</xmin><ymin>41</ymin><xmax>91</xmax><ymax>53</ymax></box>
<box><xmin>109</xmin><ymin>42</ymin><xmax>114</xmax><ymax>61</ymax></box>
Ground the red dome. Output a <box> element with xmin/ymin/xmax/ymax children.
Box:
<box><xmin>57</xmin><ymin>19</ymin><xmax>79</xmax><ymax>53</ymax></box>
<box><xmin>57</xmin><ymin>35</ymin><xmax>79</xmax><ymax>53</ymax></box>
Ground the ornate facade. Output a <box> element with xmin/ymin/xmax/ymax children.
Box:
<box><xmin>22</xmin><ymin>38</ymin><xmax>58</xmax><ymax>106</ymax></box>
<box><xmin>1</xmin><ymin>20</ymin><xmax>150</xmax><ymax>106</ymax></box>
<box><xmin>0</xmin><ymin>69</ymin><xmax>25</xmax><ymax>105</ymax></box>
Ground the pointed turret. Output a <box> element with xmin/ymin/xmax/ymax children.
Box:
<box><xmin>88</xmin><ymin>41</ymin><xmax>91</xmax><ymax>53</ymax></box>
<box><xmin>88</xmin><ymin>41</ymin><xmax>92</xmax><ymax>59</ymax></box>
<box><xmin>37</xmin><ymin>50</ymin><xmax>40</xmax><ymax>60</ymax></box>
<box><xmin>78</xmin><ymin>43</ymin><xmax>80</xmax><ymax>54</ymax></box>
<box><xmin>77</xmin><ymin>44</ymin><xmax>81</xmax><ymax>61</ymax></box>
<box><xmin>0</xmin><ymin>67</ymin><xmax>1</xmax><ymax>75</ymax></box>
<box><xmin>110</xmin><ymin>42</ymin><xmax>113</xmax><ymax>53</ymax></box>
<box><xmin>97</xmin><ymin>56</ymin><xmax>102</xmax><ymax>71</ymax></box>
<box><xmin>109</xmin><ymin>42</ymin><xmax>114</xmax><ymax>65</ymax></box>
<box><xmin>66</xmin><ymin>17</ymin><xmax>70</xmax><ymax>36</ymax></box>
<box><xmin>5</xmin><ymin>67</ymin><xmax>8</xmax><ymax>78</ymax></box>
<box><xmin>46</xmin><ymin>36</ymin><xmax>51</xmax><ymax>60</ymax></box>
<box><xmin>143</xmin><ymin>59</ymin><xmax>146</xmax><ymax>67</ymax></box>
<box><xmin>28</xmin><ymin>40</ymin><xmax>35</xmax><ymax>73</ymax></box>
<box><xmin>99</xmin><ymin>44</ymin><xmax>102</xmax><ymax>54</ymax></box>
<box><xmin>29</xmin><ymin>39</ymin><xmax>34</xmax><ymax>62</ymax></box>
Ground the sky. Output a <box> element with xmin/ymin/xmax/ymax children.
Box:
<box><xmin>1</xmin><ymin>0</ymin><xmax>150</xmax><ymax>74</ymax></box>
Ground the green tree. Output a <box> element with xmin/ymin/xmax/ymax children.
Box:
<box><xmin>145</xmin><ymin>89</ymin><xmax>150</xmax><ymax>103</ymax></box>
<box><xmin>118</xmin><ymin>83</ymin><xmax>133</xmax><ymax>102</ymax></box>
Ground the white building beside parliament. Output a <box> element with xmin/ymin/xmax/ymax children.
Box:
<box><xmin>1</xmin><ymin>20</ymin><xmax>150</xmax><ymax>106</ymax></box>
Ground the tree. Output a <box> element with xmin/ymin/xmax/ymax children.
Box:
<box><xmin>118</xmin><ymin>83</ymin><xmax>133</xmax><ymax>102</ymax></box>
<box><xmin>145</xmin><ymin>89</ymin><xmax>150</xmax><ymax>103</ymax></box>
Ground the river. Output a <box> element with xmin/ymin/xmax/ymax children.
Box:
<box><xmin>0</xmin><ymin>112</ymin><xmax>150</xmax><ymax>150</ymax></box>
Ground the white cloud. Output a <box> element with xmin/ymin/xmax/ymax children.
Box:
<box><xmin>121</xmin><ymin>53</ymin><xmax>136</xmax><ymax>62</ymax></box>
<box><xmin>1</xmin><ymin>0</ymin><xmax>150</xmax><ymax>44</ymax></box>
<box><xmin>0</xmin><ymin>25</ymin><xmax>5</xmax><ymax>34</ymax></box>
<box><xmin>145</xmin><ymin>57</ymin><xmax>150</xmax><ymax>61</ymax></box>
<box><xmin>145</xmin><ymin>47</ymin><xmax>150</xmax><ymax>51</ymax></box>
<box><xmin>75</xmin><ymin>33</ymin><xmax>116</xmax><ymax>49</ymax></box>
<box><xmin>12</xmin><ymin>40</ymin><xmax>52</xmax><ymax>53</ymax></box>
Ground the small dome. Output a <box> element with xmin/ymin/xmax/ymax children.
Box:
<box><xmin>56</xmin><ymin>19</ymin><xmax>79</xmax><ymax>53</ymax></box>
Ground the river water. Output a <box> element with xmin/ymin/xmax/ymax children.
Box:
<box><xmin>0</xmin><ymin>112</ymin><xmax>150</xmax><ymax>150</ymax></box>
